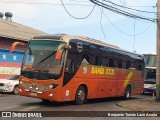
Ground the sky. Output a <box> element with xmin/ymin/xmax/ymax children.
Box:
<box><xmin>0</xmin><ymin>0</ymin><xmax>157</xmax><ymax>54</ymax></box>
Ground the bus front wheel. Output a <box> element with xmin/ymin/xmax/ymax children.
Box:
<box><xmin>123</xmin><ymin>85</ymin><xmax>131</xmax><ymax>100</ymax></box>
<box><xmin>75</xmin><ymin>86</ymin><xmax>86</xmax><ymax>105</ymax></box>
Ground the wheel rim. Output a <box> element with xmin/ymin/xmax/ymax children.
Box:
<box><xmin>77</xmin><ymin>90</ymin><xmax>85</xmax><ymax>102</ymax></box>
<box><xmin>126</xmin><ymin>88</ymin><xmax>130</xmax><ymax>98</ymax></box>
<box><xmin>126</xmin><ymin>91</ymin><xmax>130</xmax><ymax>98</ymax></box>
<box><xmin>14</xmin><ymin>87</ymin><xmax>19</xmax><ymax>94</ymax></box>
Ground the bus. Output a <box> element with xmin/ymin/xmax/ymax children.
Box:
<box><xmin>11</xmin><ymin>34</ymin><xmax>145</xmax><ymax>105</ymax></box>
<box><xmin>143</xmin><ymin>53</ymin><xmax>156</xmax><ymax>93</ymax></box>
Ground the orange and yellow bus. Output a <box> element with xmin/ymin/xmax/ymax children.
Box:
<box><xmin>11</xmin><ymin>34</ymin><xmax>145</xmax><ymax>105</ymax></box>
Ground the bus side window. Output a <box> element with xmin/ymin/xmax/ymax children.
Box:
<box><xmin>117</xmin><ymin>59</ymin><xmax>122</xmax><ymax>68</ymax></box>
<box><xmin>138</xmin><ymin>64</ymin><xmax>142</xmax><ymax>70</ymax></box>
<box><xmin>126</xmin><ymin>60</ymin><xmax>131</xmax><ymax>69</ymax></box>
<box><xmin>109</xmin><ymin>58</ymin><xmax>115</xmax><ymax>67</ymax></box>
<box><xmin>94</xmin><ymin>54</ymin><xmax>101</xmax><ymax>65</ymax></box>
<box><xmin>65</xmin><ymin>59</ymin><xmax>71</xmax><ymax>72</ymax></box>
<box><xmin>65</xmin><ymin>59</ymin><xmax>75</xmax><ymax>73</ymax></box>
<box><xmin>64</xmin><ymin>58</ymin><xmax>75</xmax><ymax>86</ymax></box>
<box><xmin>95</xmin><ymin>55</ymin><xmax>99</xmax><ymax>65</ymax></box>
<box><xmin>82</xmin><ymin>54</ymin><xmax>90</xmax><ymax>64</ymax></box>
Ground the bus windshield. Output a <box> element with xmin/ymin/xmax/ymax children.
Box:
<box><xmin>144</xmin><ymin>55</ymin><xmax>156</xmax><ymax>67</ymax></box>
<box><xmin>21</xmin><ymin>40</ymin><xmax>66</xmax><ymax>80</ymax></box>
<box><xmin>145</xmin><ymin>69</ymin><xmax>156</xmax><ymax>84</ymax></box>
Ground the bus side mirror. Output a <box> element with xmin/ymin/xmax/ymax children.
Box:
<box><xmin>10</xmin><ymin>42</ymin><xmax>26</xmax><ymax>53</ymax></box>
<box><xmin>56</xmin><ymin>50</ymin><xmax>62</xmax><ymax>60</ymax></box>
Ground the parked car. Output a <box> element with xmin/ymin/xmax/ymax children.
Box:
<box><xmin>0</xmin><ymin>75</ymin><xmax>19</xmax><ymax>94</ymax></box>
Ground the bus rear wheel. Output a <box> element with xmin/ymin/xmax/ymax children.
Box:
<box><xmin>75</xmin><ymin>86</ymin><xmax>86</xmax><ymax>105</ymax></box>
<box><xmin>123</xmin><ymin>85</ymin><xmax>131</xmax><ymax>100</ymax></box>
<box><xmin>41</xmin><ymin>99</ymin><xmax>50</xmax><ymax>103</ymax></box>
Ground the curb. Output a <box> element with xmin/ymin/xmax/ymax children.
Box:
<box><xmin>117</xmin><ymin>99</ymin><xmax>160</xmax><ymax>112</ymax></box>
<box><xmin>116</xmin><ymin>102</ymin><xmax>136</xmax><ymax>111</ymax></box>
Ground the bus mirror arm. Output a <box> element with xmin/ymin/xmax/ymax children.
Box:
<box><xmin>58</xmin><ymin>44</ymin><xmax>71</xmax><ymax>50</ymax></box>
<box><xmin>64</xmin><ymin>45</ymin><xmax>71</xmax><ymax>49</ymax></box>
<box><xmin>10</xmin><ymin>42</ymin><xmax>26</xmax><ymax>53</ymax></box>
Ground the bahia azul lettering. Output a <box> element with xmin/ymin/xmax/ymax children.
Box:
<box><xmin>91</xmin><ymin>66</ymin><xmax>114</xmax><ymax>75</ymax></box>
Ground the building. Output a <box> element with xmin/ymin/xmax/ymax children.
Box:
<box><xmin>0</xmin><ymin>12</ymin><xmax>46</xmax><ymax>79</ymax></box>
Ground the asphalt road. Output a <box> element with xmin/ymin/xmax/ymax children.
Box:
<box><xmin>0</xmin><ymin>93</ymin><xmax>159</xmax><ymax>120</ymax></box>
<box><xmin>0</xmin><ymin>94</ymin><xmax>129</xmax><ymax>111</ymax></box>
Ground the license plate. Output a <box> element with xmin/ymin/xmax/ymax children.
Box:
<box><xmin>31</xmin><ymin>93</ymin><xmax>37</xmax><ymax>96</ymax></box>
<box><xmin>144</xmin><ymin>84</ymin><xmax>152</xmax><ymax>88</ymax></box>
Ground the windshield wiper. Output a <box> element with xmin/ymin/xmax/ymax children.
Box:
<box><xmin>35</xmin><ymin>51</ymin><xmax>57</xmax><ymax>67</ymax></box>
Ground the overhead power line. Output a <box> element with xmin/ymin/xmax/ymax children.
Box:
<box><xmin>0</xmin><ymin>0</ymin><xmax>96</xmax><ymax>20</ymax></box>
<box><xmin>119</xmin><ymin>0</ymin><xmax>126</xmax><ymax>5</ymax></box>
<box><xmin>102</xmin><ymin>10</ymin><xmax>154</xmax><ymax>36</ymax></box>
<box><xmin>89</xmin><ymin>0</ymin><xmax>156</xmax><ymax>22</ymax></box>
<box><xmin>61</xmin><ymin>0</ymin><xmax>96</xmax><ymax>19</ymax></box>
<box><xmin>0</xmin><ymin>0</ymin><xmax>93</xmax><ymax>6</ymax></box>
<box><xmin>104</xmin><ymin>0</ymin><xmax>156</xmax><ymax>14</ymax></box>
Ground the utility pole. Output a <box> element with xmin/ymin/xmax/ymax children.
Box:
<box><xmin>156</xmin><ymin>0</ymin><xmax>160</xmax><ymax>101</ymax></box>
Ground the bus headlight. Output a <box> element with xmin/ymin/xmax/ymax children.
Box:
<box><xmin>48</xmin><ymin>84</ymin><xmax>58</xmax><ymax>89</ymax></box>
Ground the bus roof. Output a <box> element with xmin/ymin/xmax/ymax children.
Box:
<box><xmin>142</xmin><ymin>53</ymin><xmax>156</xmax><ymax>55</ymax></box>
<box><xmin>33</xmin><ymin>33</ymin><xmax>118</xmax><ymax>48</ymax></box>
<box><xmin>33</xmin><ymin>34</ymin><xmax>144</xmax><ymax>58</ymax></box>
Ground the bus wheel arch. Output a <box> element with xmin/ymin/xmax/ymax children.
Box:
<box><xmin>74</xmin><ymin>84</ymin><xmax>88</xmax><ymax>105</ymax></box>
<box><xmin>123</xmin><ymin>84</ymin><xmax>131</xmax><ymax>100</ymax></box>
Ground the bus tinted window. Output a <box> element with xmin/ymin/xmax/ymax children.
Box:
<box><xmin>95</xmin><ymin>55</ymin><xmax>99</xmax><ymax>65</ymax></box>
<box><xmin>82</xmin><ymin>54</ymin><xmax>90</xmax><ymax>64</ymax></box>
<box><xmin>145</xmin><ymin>55</ymin><xmax>156</xmax><ymax>67</ymax></box>
<box><xmin>117</xmin><ymin>59</ymin><xmax>122</xmax><ymax>68</ymax></box>
<box><xmin>126</xmin><ymin>61</ymin><xmax>131</xmax><ymax>69</ymax></box>
<box><xmin>145</xmin><ymin>69</ymin><xmax>156</xmax><ymax>84</ymax></box>
<box><xmin>109</xmin><ymin>58</ymin><xmax>115</xmax><ymax>67</ymax></box>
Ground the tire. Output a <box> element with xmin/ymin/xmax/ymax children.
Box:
<box><xmin>123</xmin><ymin>85</ymin><xmax>131</xmax><ymax>100</ymax></box>
<box><xmin>75</xmin><ymin>86</ymin><xmax>87</xmax><ymax>105</ymax></box>
<box><xmin>13</xmin><ymin>85</ymin><xmax>19</xmax><ymax>95</ymax></box>
<box><xmin>41</xmin><ymin>99</ymin><xmax>50</xmax><ymax>103</ymax></box>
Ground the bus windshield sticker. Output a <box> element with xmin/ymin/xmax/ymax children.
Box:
<box><xmin>83</xmin><ymin>65</ymin><xmax>88</xmax><ymax>74</ymax></box>
<box><xmin>26</xmin><ymin>55</ymin><xmax>34</xmax><ymax>65</ymax></box>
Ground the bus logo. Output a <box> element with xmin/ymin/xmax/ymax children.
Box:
<box><xmin>66</xmin><ymin>90</ymin><xmax>69</xmax><ymax>96</ymax></box>
<box><xmin>77</xmin><ymin>42</ymin><xmax>83</xmax><ymax>53</ymax></box>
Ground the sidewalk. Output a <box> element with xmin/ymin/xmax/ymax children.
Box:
<box><xmin>117</xmin><ymin>97</ymin><xmax>160</xmax><ymax>111</ymax></box>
